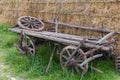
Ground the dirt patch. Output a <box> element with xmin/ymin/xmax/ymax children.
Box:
<box><xmin>0</xmin><ymin>62</ymin><xmax>6</xmax><ymax>74</ymax></box>
<box><xmin>0</xmin><ymin>62</ymin><xmax>18</xmax><ymax>80</ymax></box>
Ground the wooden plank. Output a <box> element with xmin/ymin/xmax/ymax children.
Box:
<box><xmin>41</xmin><ymin>31</ymin><xmax>110</xmax><ymax>49</ymax></box>
<box><xmin>41</xmin><ymin>31</ymin><xmax>108</xmax><ymax>44</ymax></box>
<box><xmin>41</xmin><ymin>31</ymin><xmax>85</xmax><ymax>41</ymax></box>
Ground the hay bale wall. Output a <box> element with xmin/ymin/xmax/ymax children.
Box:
<box><xmin>0</xmin><ymin>0</ymin><xmax>120</xmax><ymax>52</ymax></box>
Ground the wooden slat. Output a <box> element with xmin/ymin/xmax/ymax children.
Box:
<box><xmin>41</xmin><ymin>31</ymin><xmax>100</xmax><ymax>44</ymax></box>
<box><xmin>41</xmin><ymin>31</ymin><xmax>84</xmax><ymax>41</ymax></box>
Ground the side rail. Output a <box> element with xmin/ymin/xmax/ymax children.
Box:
<box><xmin>43</xmin><ymin>20</ymin><xmax>120</xmax><ymax>35</ymax></box>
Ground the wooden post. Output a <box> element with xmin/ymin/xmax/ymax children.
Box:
<box><xmin>45</xmin><ymin>43</ymin><xmax>57</xmax><ymax>73</ymax></box>
<box><xmin>54</xmin><ymin>18</ymin><xmax>58</xmax><ymax>33</ymax></box>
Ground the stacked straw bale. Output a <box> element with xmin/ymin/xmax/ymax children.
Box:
<box><xmin>0</xmin><ymin>0</ymin><xmax>120</xmax><ymax>52</ymax></box>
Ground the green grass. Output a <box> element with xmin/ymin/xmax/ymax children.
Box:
<box><xmin>0</xmin><ymin>24</ymin><xmax>120</xmax><ymax>80</ymax></box>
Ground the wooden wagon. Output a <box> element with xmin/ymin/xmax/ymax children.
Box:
<box><xmin>10</xmin><ymin>16</ymin><xmax>120</xmax><ymax>75</ymax></box>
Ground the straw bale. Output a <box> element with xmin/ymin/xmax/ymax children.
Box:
<box><xmin>0</xmin><ymin>0</ymin><xmax>120</xmax><ymax>52</ymax></box>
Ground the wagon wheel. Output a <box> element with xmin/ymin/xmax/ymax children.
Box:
<box><xmin>16</xmin><ymin>31</ymin><xmax>36</xmax><ymax>56</ymax></box>
<box><xmin>115</xmin><ymin>54</ymin><xmax>120</xmax><ymax>71</ymax></box>
<box><xmin>60</xmin><ymin>46</ymin><xmax>88</xmax><ymax>75</ymax></box>
<box><xmin>18</xmin><ymin>16</ymin><xmax>44</xmax><ymax>31</ymax></box>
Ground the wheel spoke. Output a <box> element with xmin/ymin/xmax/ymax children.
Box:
<box><xmin>35</xmin><ymin>23</ymin><xmax>41</xmax><ymax>26</ymax></box>
<box><xmin>28</xmin><ymin>24</ymin><xmax>31</xmax><ymax>28</ymax></box>
<box><xmin>27</xmin><ymin>17</ymin><xmax>31</xmax><ymax>20</ymax></box>
<box><xmin>62</xmin><ymin>55</ymin><xmax>68</xmax><ymax>60</ymax></box>
<box><xmin>28</xmin><ymin>47</ymin><xmax>35</xmax><ymax>56</ymax></box>
<box><xmin>33</xmin><ymin>23</ymin><xmax>39</xmax><ymax>28</ymax></box>
<box><xmin>33</xmin><ymin>25</ymin><xmax>38</xmax><ymax>29</ymax></box>
<box><xmin>24</xmin><ymin>17</ymin><xmax>30</xmax><ymax>21</ymax></box>
<box><xmin>66</xmin><ymin>49</ymin><xmax>71</xmax><ymax>57</ymax></box>
<box><xmin>35</xmin><ymin>21</ymin><xmax>41</xmax><ymax>24</ymax></box>
<box><xmin>23</xmin><ymin>23</ymin><xmax>29</xmax><ymax>26</ymax></box>
<box><xmin>21</xmin><ymin>19</ymin><xmax>27</xmax><ymax>23</ymax></box>
<box><xmin>31</xmin><ymin>25</ymin><xmax>34</xmax><ymax>29</ymax></box>
<box><xmin>31</xmin><ymin>18</ymin><xmax>36</xmax><ymax>21</ymax></box>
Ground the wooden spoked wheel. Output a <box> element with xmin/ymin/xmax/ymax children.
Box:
<box><xmin>18</xmin><ymin>16</ymin><xmax>44</xmax><ymax>31</ymax></box>
<box><xmin>17</xmin><ymin>31</ymin><xmax>36</xmax><ymax>56</ymax></box>
<box><xmin>115</xmin><ymin>55</ymin><xmax>120</xmax><ymax>71</ymax></box>
<box><xmin>60</xmin><ymin>46</ymin><xmax>88</xmax><ymax>74</ymax></box>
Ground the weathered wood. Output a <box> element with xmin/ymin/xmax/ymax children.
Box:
<box><xmin>115</xmin><ymin>55</ymin><xmax>120</xmax><ymax>70</ymax></box>
<box><xmin>41</xmin><ymin>31</ymin><xmax>85</xmax><ymax>41</ymax></box>
<box><xmin>18</xmin><ymin>16</ymin><xmax>44</xmax><ymax>31</ymax></box>
<box><xmin>45</xmin><ymin>43</ymin><xmax>57</xmax><ymax>73</ymax></box>
<box><xmin>79</xmin><ymin>54</ymin><xmax>103</xmax><ymax>67</ymax></box>
<box><xmin>40</xmin><ymin>31</ymin><xmax>105</xmax><ymax>44</ymax></box>
<box><xmin>97</xmin><ymin>31</ymin><xmax>115</xmax><ymax>44</ymax></box>
<box><xmin>15</xmin><ymin>45</ymin><xmax>25</xmax><ymax>54</ymax></box>
<box><xmin>17</xmin><ymin>31</ymin><xmax>36</xmax><ymax>56</ymax></box>
<box><xmin>43</xmin><ymin>20</ymin><xmax>120</xmax><ymax>34</ymax></box>
<box><xmin>60</xmin><ymin>45</ymin><xmax>88</xmax><ymax>75</ymax></box>
<box><xmin>91</xmin><ymin>66</ymin><xmax>104</xmax><ymax>74</ymax></box>
<box><xmin>41</xmin><ymin>31</ymin><xmax>110</xmax><ymax>44</ymax></box>
<box><xmin>65</xmin><ymin>43</ymin><xmax>82</xmax><ymax>65</ymax></box>
<box><xmin>54</xmin><ymin>19</ymin><xmax>59</xmax><ymax>33</ymax></box>
<box><xmin>10</xmin><ymin>28</ymin><xmax>112</xmax><ymax>51</ymax></box>
<box><xmin>84</xmin><ymin>49</ymin><xmax>97</xmax><ymax>56</ymax></box>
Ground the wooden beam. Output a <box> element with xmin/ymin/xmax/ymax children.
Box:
<box><xmin>40</xmin><ymin>31</ymin><xmax>102</xmax><ymax>44</ymax></box>
<box><xmin>43</xmin><ymin>20</ymin><xmax>120</xmax><ymax>34</ymax></box>
<box><xmin>97</xmin><ymin>31</ymin><xmax>115</xmax><ymax>44</ymax></box>
<box><xmin>79</xmin><ymin>54</ymin><xmax>103</xmax><ymax>67</ymax></box>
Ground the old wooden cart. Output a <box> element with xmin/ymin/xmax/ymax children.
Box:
<box><xmin>10</xmin><ymin>16</ymin><xmax>120</xmax><ymax>75</ymax></box>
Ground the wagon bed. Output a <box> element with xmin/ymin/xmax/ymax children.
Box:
<box><xmin>10</xmin><ymin>27</ymin><xmax>112</xmax><ymax>51</ymax></box>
